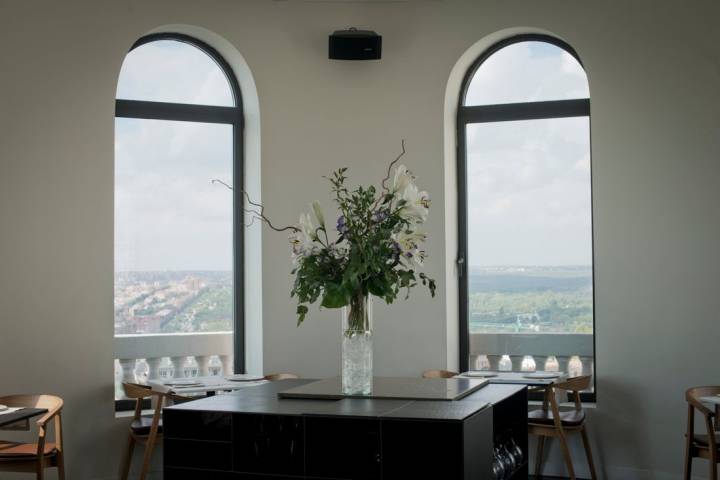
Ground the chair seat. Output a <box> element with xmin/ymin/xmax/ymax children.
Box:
<box><xmin>130</xmin><ymin>416</ymin><xmax>163</xmax><ymax>436</ymax></box>
<box><xmin>0</xmin><ymin>441</ymin><xmax>57</xmax><ymax>458</ymax></box>
<box><xmin>528</xmin><ymin>408</ymin><xmax>586</xmax><ymax>426</ymax></box>
<box><xmin>693</xmin><ymin>433</ymin><xmax>720</xmax><ymax>447</ymax></box>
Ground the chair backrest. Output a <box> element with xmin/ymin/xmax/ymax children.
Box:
<box><xmin>121</xmin><ymin>382</ymin><xmax>164</xmax><ymax>420</ymax></box>
<box><xmin>0</xmin><ymin>394</ymin><xmax>64</xmax><ymax>453</ymax></box>
<box><xmin>264</xmin><ymin>373</ymin><xmax>299</xmax><ymax>381</ymax></box>
<box><xmin>548</xmin><ymin>375</ymin><xmax>592</xmax><ymax>410</ymax></box>
<box><xmin>553</xmin><ymin>375</ymin><xmax>592</xmax><ymax>393</ymax></box>
<box><xmin>0</xmin><ymin>394</ymin><xmax>63</xmax><ymax>416</ymax></box>
<box><xmin>422</xmin><ymin>369</ymin><xmax>459</xmax><ymax>379</ymax></box>
<box><xmin>122</xmin><ymin>382</ymin><xmax>153</xmax><ymax>399</ymax></box>
<box><xmin>686</xmin><ymin>386</ymin><xmax>720</xmax><ymax>415</ymax></box>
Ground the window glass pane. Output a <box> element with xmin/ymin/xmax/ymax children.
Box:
<box><xmin>116</xmin><ymin>40</ymin><xmax>234</xmax><ymax>106</ymax></box>
<box><xmin>114</xmin><ymin>118</ymin><xmax>233</xmax><ymax>335</ymax></box>
<box><xmin>464</xmin><ymin>41</ymin><xmax>589</xmax><ymax>106</ymax></box>
<box><xmin>466</xmin><ymin>117</ymin><xmax>593</xmax><ymax>335</ymax></box>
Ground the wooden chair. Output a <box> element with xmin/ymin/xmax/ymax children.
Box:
<box><xmin>684</xmin><ymin>386</ymin><xmax>720</xmax><ymax>480</ymax></box>
<box><xmin>264</xmin><ymin>373</ymin><xmax>299</xmax><ymax>381</ymax></box>
<box><xmin>421</xmin><ymin>369</ymin><xmax>459</xmax><ymax>379</ymax></box>
<box><xmin>0</xmin><ymin>394</ymin><xmax>65</xmax><ymax>480</ymax></box>
<box><xmin>119</xmin><ymin>382</ymin><xmax>187</xmax><ymax>480</ymax></box>
<box><xmin>529</xmin><ymin>375</ymin><xmax>596</xmax><ymax>480</ymax></box>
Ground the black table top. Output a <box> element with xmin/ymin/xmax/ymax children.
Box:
<box><xmin>166</xmin><ymin>379</ymin><xmax>525</xmax><ymax>422</ymax></box>
<box><xmin>0</xmin><ymin>408</ymin><xmax>47</xmax><ymax>428</ymax></box>
<box><xmin>278</xmin><ymin>377</ymin><xmax>489</xmax><ymax>401</ymax></box>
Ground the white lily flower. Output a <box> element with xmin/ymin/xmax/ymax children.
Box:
<box><xmin>299</xmin><ymin>213</ymin><xmax>317</xmax><ymax>241</ymax></box>
<box><xmin>392</xmin><ymin>164</ymin><xmax>415</xmax><ymax>193</ymax></box>
<box><xmin>398</xmin><ymin>183</ymin><xmax>430</xmax><ymax>223</ymax></box>
<box><xmin>289</xmin><ymin>213</ymin><xmax>318</xmax><ymax>261</ymax></box>
<box><xmin>311</xmin><ymin>200</ymin><xmax>325</xmax><ymax>228</ymax></box>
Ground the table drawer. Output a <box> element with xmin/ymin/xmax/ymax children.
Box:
<box><xmin>233</xmin><ymin>414</ymin><xmax>304</xmax><ymax>476</ymax></box>
<box><xmin>166</xmin><ymin>468</ymin><xmax>313</xmax><ymax>479</ymax></box>
<box><xmin>164</xmin><ymin>409</ymin><xmax>232</xmax><ymax>441</ymax></box>
<box><xmin>305</xmin><ymin>416</ymin><xmax>381</xmax><ymax>480</ymax></box>
<box><xmin>165</xmin><ymin>438</ymin><xmax>233</xmax><ymax>470</ymax></box>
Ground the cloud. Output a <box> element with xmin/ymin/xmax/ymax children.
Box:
<box><xmin>463</xmin><ymin>42</ymin><xmax>592</xmax><ymax>266</ymax></box>
<box><xmin>465</xmin><ymin>41</ymin><xmax>589</xmax><ymax>106</ymax></box>
<box><xmin>116</xmin><ymin>40</ymin><xmax>234</xmax><ymax>106</ymax></box>
<box><xmin>114</xmin><ymin>118</ymin><xmax>233</xmax><ymax>272</ymax></box>
<box><xmin>113</xmin><ymin>39</ymin><xmax>592</xmax><ymax>270</ymax></box>
<box><xmin>114</xmin><ymin>39</ymin><xmax>239</xmax><ymax>272</ymax></box>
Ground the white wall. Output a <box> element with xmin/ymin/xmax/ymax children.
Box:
<box><xmin>1</xmin><ymin>1</ymin><xmax>719</xmax><ymax>478</ymax></box>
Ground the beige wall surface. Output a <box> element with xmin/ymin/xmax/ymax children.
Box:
<box><xmin>1</xmin><ymin>1</ymin><xmax>719</xmax><ymax>478</ymax></box>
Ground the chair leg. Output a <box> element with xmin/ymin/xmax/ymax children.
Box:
<box><xmin>119</xmin><ymin>435</ymin><xmax>135</xmax><ymax>480</ymax></box>
<box><xmin>36</xmin><ymin>458</ymin><xmax>44</xmax><ymax>480</ymax></box>
<box><xmin>580</xmin><ymin>426</ymin><xmax>598</xmax><ymax>480</ymax></box>
<box><xmin>139</xmin><ymin>434</ymin><xmax>159</xmax><ymax>480</ymax></box>
<box><xmin>535</xmin><ymin>435</ymin><xmax>546</xmax><ymax>475</ymax></box>
<box><xmin>56</xmin><ymin>450</ymin><xmax>66</xmax><ymax>480</ymax></box>
<box><xmin>557</xmin><ymin>431</ymin><xmax>576</xmax><ymax>480</ymax></box>
<box><xmin>683</xmin><ymin>439</ymin><xmax>693</xmax><ymax>480</ymax></box>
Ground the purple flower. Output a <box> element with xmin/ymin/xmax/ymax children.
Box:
<box><xmin>372</xmin><ymin>210</ymin><xmax>387</xmax><ymax>223</ymax></box>
<box><xmin>336</xmin><ymin>216</ymin><xmax>348</xmax><ymax>234</ymax></box>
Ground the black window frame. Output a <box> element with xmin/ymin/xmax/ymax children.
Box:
<box><xmin>456</xmin><ymin>34</ymin><xmax>596</xmax><ymax>402</ymax></box>
<box><xmin>114</xmin><ymin>33</ymin><xmax>245</xmax><ymax>409</ymax></box>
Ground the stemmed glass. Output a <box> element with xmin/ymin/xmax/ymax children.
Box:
<box><xmin>507</xmin><ymin>436</ymin><xmax>524</xmax><ymax>466</ymax></box>
<box><xmin>499</xmin><ymin>443</ymin><xmax>517</xmax><ymax>476</ymax></box>
<box><xmin>492</xmin><ymin>446</ymin><xmax>507</xmax><ymax>479</ymax></box>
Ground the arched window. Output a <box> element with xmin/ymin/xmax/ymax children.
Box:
<box><xmin>114</xmin><ymin>34</ymin><xmax>244</xmax><ymax>381</ymax></box>
<box><xmin>457</xmin><ymin>35</ymin><xmax>594</xmax><ymax>397</ymax></box>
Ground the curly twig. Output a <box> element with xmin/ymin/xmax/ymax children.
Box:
<box><xmin>380</xmin><ymin>139</ymin><xmax>406</xmax><ymax>192</ymax></box>
<box><xmin>211</xmin><ymin>178</ymin><xmax>234</xmax><ymax>191</ymax></box>
<box><xmin>211</xmin><ymin>179</ymin><xmax>299</xmax><ymax>233</ymax></box>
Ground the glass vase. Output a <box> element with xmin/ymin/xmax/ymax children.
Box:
<box><xmin>341</xmin><ymin>292</ymin><xmax>373</xmax><ymax>395</ymax></box>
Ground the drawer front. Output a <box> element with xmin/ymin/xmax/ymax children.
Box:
<box><xmin>164</xmin><ymin>409</ymin><xmax>232</xmax><ymax>441</ymax></box>
<box><xmin>305</xmin><ymin>416</ymin><xmax>381</xmax><ymax>480</ymax></box>
<box><xmin>381</xmin><ymin>418</ymin><xmax>462</xmax><ymax>479</ymax></box>
<box><xmin>165</xmin><ymin>468</ymin><xmax>309</xmax><ymax>480</ymax></box>
<box><xmin>164</xmin><ymin>438</ymin><xmax>233</xmax><ymax>471</ymax></box>
<box><xmin>165</xmin><ymin>467</ymin><xmax>237</xmax><ymax>480</ymax></box>
<box><xmin>233</xmin><ymin>414</ymin><xmax>304</xmax><ymax>476</ymax></box>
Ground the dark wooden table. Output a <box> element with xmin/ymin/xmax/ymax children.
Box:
<box><xmin>163</xmin><ymin>378</ymin><xmax>528</xmax><ymax>480</ymax></box>
<box><xmin>0</xmin><ymin>408</ymin><xmax>47</xmax><ymax>429</ymax></box>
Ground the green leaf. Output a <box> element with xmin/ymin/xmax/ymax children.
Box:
<box><xmin>367</xmin><ymin>276</ymin><xmax>389</xmax><ymax>297</ymax></box>
<box><xmin>321</xmin><ymin>283</ymin><xmax>349</xmax><ymax>308</ymax></box>
<box><xmin>297</xmin><ymin>305</ymin><xmax>309</xmax><ymax>326</ymax></box>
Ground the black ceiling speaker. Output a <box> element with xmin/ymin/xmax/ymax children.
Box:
<box><xmin>329</xmin><ymin>28</ymin><xmax>382</xmax><ymax>60</ymax></box>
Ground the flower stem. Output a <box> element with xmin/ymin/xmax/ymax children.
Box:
<box><xmin>346</xmin><ymin>291</ymin><xmax>369</xmax><ymax>334</ymax></box>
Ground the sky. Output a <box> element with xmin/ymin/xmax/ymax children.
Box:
<box><xmin>115</xmin><ymin>41</ymin><xmax>234</xmax><ymax>272</ymax></box>
<box><xmin>114</xmin><ymin>39</ymin><xmax>591</xmax><ymax>272</ymax></box>
<box><xmin>116</xmin><ymin>40</ymin><xmax>234</xmax><ymax>106</ymax></box>
<box><xmin>465</xmin><ymin>42</ymin><xmax>592</xmax><ymax>267</ymax></box>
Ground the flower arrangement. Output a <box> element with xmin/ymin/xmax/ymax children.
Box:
<box><xmin>287</xmin><ymin>145</ymin><xmax>436</xmax><ymax>329</ymax></box>
<box><xmin>213</xmin><ymin>141</ymin><xmax>436</xmax><ymax>394</ymax></box>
